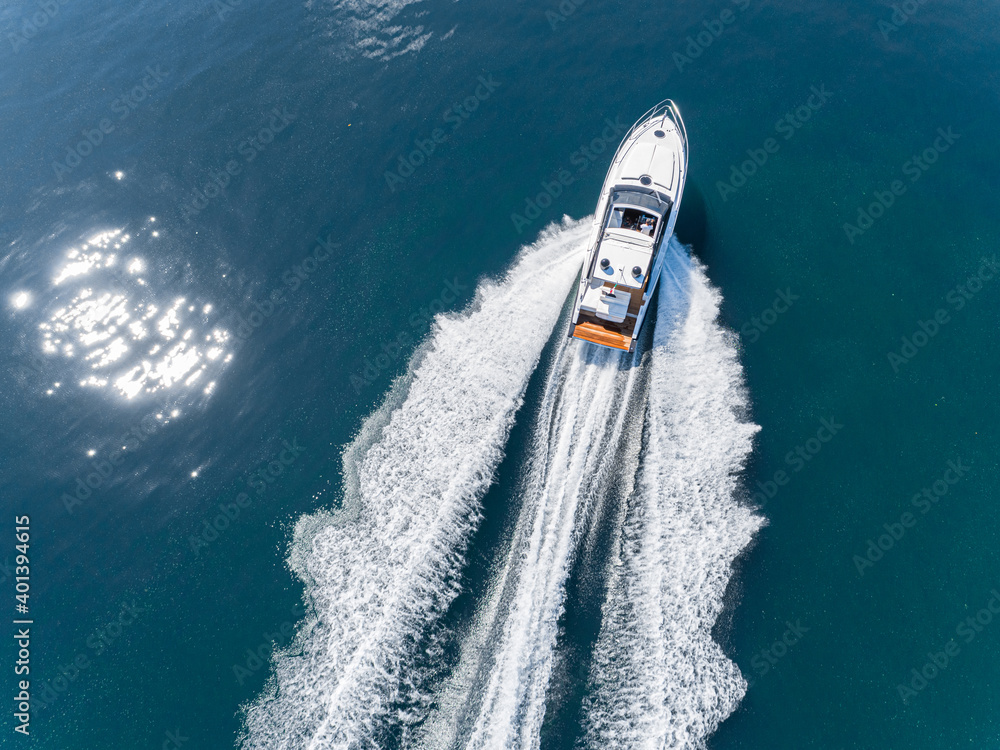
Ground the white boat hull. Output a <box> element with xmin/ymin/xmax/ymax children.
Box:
<box><xmin>570</xmin><ymin>100</ymin><xmax>688</xmax><ymax>352</ymax></box>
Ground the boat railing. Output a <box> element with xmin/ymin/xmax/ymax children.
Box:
<box><xmin>610</xmin><ymin>98</ymin><xmax>688</xmax><ymax>176</ymax></box>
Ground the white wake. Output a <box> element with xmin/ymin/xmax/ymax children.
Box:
<box><xmin>411</xmin><ymin>326</ymin><xmax>646</xmax><ymax>750</ymax></box>
<box><xmin>580</xmin><ymin>241</ymin><xmax>763</xmax><ymax>749</ymax></box>
<box><xmin>238</xmin><ymin>218</ymin><xmax>587</xmax><ymax>749</ymax></box>
<box><xmin>413</xmin><ymin>238</ymin><xmax>760</xmax><ymax>750</ymax></box>
<box><xmin>240</xmin><ymin>227</ymin><xmax>761</xmax><ymax>750</ymax></box>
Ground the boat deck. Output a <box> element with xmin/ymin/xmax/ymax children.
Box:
<box><xmin>570</xmin><ymin>266</ymin><xmax>653</xmax><ymax>352</ymax></box>
<box><xmin>569</xmin><ymin>99</ymin><xmax>685</xmax><ymax>355</ymax></box>
<box><xmin>571</xmin><ymin>319</ymin><xmax>632</xmax><ymax>351</ymax></box>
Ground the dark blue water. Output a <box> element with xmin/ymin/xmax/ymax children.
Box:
<box><xmin>2</xmin><ymin>0</ymin><xmax>999</xmax><ymax>747</ymax></box>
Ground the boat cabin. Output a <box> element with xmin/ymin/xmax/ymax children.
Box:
<box><xmin>608</xmin><ymin>206</ymin><xmax>658</xmax><ymax>236</ymax></box>
<box><xmin>574</xmin><ymin>190</ymin><xmax>672</xmax><ymax>341</ymax></box>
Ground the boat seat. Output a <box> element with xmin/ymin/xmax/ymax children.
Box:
<box><xmin>581</xmin><ymin>284</ymin><xmax>631</xmax><ymax>324</ymax></box>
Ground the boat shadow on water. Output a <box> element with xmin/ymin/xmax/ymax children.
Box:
<box><xmin>675</xmin><ymin>177</ymin><xmax>710</xmax><ymax>251</ymax></box>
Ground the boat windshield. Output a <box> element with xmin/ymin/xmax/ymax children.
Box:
<box><xmin>608</xmin><ymin>207</ymin><xmax>658</xmax><ymax>237</ymax></box>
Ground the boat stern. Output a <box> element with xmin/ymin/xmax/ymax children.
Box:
<box><xmin>569</xmin><ymin>319</ymin><xmax>634</xmax><ymax>351</ymax></box>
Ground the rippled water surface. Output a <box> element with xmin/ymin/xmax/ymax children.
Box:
<box><xmin>1</xmin><ymin>0</ymin><xmax>998</xmax><ymax>747</ymax></box>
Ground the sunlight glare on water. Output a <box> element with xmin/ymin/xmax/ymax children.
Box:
<box><xmin>35</xmin><ymin>221</ymin><xmax>233</xmax><ymax>401</ymax></box>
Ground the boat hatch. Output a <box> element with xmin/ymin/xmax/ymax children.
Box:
<box><xmin>620</xmin><ymin>142</ymin><xmax>676</xmax><ymax>193</ymax></box>
<box><xmin>580</xmin><ymin>281</ymin><xmax>631</xmax><ymax>324</ymax></box>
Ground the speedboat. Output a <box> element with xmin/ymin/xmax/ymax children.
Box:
<box><xmin>569</xmin><ymin>100</ymin><xmax>688</xmax><ymax>352</ymax></box>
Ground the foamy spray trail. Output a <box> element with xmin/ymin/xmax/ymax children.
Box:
<box><xmin>581</xmin><ymin>239</ymin><xmax>763</xmax><ymax>749</ymax></box>
<box><xmin>412</xmin><ymin>325</ymin><xmax>647</xmax><ymax>750</ymax></box>
<box><xmin>238</xmin><ymin>218</ymin><xmax>588</xmax><ymax>749</ymax></box>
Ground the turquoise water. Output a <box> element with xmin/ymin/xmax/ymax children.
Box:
<box><xmin>2</xmin><ymin>0</ymin><xmax>999</xmax><ymax>747</ymax></box>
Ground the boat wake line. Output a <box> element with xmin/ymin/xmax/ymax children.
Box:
<box><xmin>580</xmin><ymin>240</ymin><xmax>763</xmax><ymax>749</ymax></box>
<box><xmin>410</xmin><ymin>238</ymin><xmax>762</xmax><ymax>750</ymax></box>
<box><xmin>238</xmin><ymin>218</ymin><xmax>588</xmax><ymax>749</ymax></box>
<box><xmin>410</xmin><ymin>291</ymin><xmax>649</xmax><ymax>750</ymax></box>
<box><xmin>239</xmin><ymin>221</ymin><xmax>762</xmax><ymax>750</ymax></box>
